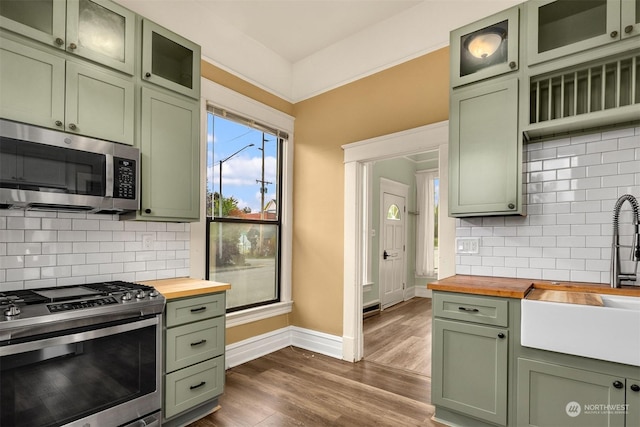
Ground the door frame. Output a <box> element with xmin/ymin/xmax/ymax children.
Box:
<box><xmin>379</xmin><ymin>178</ymin><xmax>409</xmax><ymax>309</ymax></box>
<box><xmin>342</xmin><ymin>120</ymin><xmax>454</xmax><ymax>362</ymax></box>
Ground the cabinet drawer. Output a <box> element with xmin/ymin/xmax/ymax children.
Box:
<box><xmin>434</xmin><ymin>293</ymin><xmax>508</xmax><ymax>327</ymax></box>
<box><xmin>165</xmin><ymin>293</ymin><xmax>225</xmax><ymax>327</ymax></box>
<box><xmin>164</xmin><ymin>355</ymin><xmax>224</xmax><ymax>420</ymax></box>
<box><xmin>166</xmin><ymin>317</ymin><xmax>225</xmax><ymax>373</ymax></box>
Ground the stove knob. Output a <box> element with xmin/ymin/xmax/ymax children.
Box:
<box><xmin>4</xmin><ymin>304</ymin><xmax>21</xmax><ymax>317</ymax></box>
<box><xmin>136</xmin><ymin>291</ymin><xmax>146</xmax><ymax>300</ymax></box>
<box><xmin>121</xmin><ymin>292</ymin><xmax>133</xmax><ymax>301</ymax></box>
<box><xmin>148</xmin><ymin>290</ymin><xmax>160</xmax><ymax>298</ymax></box>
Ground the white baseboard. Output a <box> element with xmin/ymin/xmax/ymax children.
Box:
<box><xmin>225</xmin><ymin>326</ymin><xmax>343</xmax><ymax>369</ymax></box>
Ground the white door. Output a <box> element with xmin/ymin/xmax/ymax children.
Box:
<box><xmin>380</xmin><ymin>191</ymin><xmax>406</xmax><ymax>309</ymax></box>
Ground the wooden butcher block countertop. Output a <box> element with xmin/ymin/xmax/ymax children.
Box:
<box><xmin>428</xmin><ymin>275</ymin><xmax>640</xmax><ymax>299</ymax></box>
<box><xmin>141</xmin><ymin>277</ymin><xmax>230</xmax><ymax>300</ymax></box>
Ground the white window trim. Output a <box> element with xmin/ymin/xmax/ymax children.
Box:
<box><xmin>192</xmin><ymin>78</ymin><xmax>294</xmax><ymax>327</ymax></box>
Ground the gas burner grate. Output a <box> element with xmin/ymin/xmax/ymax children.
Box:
<box><xmin>82</xmin><ymin>281</ymin><xmax>153</xmax><ymax>294</ymax></box>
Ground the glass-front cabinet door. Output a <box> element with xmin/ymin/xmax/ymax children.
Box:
<box><xmin>142</xmin><ymin>19</ymin><xmax>201</xmax><ymax>99</ymax></box>
<box><xmin>621</xmin><ymin>0</ymin><xmax>640</xmax><ymax>39</ymax></box>
<box><xmin>527</xmin><ymin>0</ymin><xmax>623</xmax><ymax>65</ymax></box>
<box><xmin>0</xmin><ymin>0</ymin><xmax>135</xmax><ymax>74</ymax></box>
<box><xmin>0</xmin><ymin>0</ymin><xmax>67</xmax><ymax>49</ymax></box>
<box><xmin>66</xmin><ymin>0</ymin><xmax>135</xmax><ymax>74</ymax></box>
<box><xmin>450</xmin><ymin>6</ymin><xmax>519</xmax><ymax>87</ymax></box>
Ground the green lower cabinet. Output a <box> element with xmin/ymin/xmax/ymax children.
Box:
<box><xmin>164</xmin><ymin>355</ymin><xmax>225</xmax><ymax>419</ymax></box>
<box><xmin>432</xmin><ymin>318</ymin><xmax>508</xmax><ymax>425</ymax></box>
<box><xmin>517</xmin><ymin>358</ymin><xmax>628</xmax><ymax>427</ymax></box>
<box><xmin>628</xmin><ymin>378</ymin><xmax>640</xmax><ymax>427</ymax></box>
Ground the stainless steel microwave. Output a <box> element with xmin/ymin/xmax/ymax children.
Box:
<box><xmin>0</xmin><ymin>119</ymin><xmax>139</xmax><ymax>214</ymax></box>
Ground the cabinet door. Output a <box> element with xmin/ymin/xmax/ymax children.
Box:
<box><xmin>432</xmin><ymin>318</ymin><xmax>508</xmax><ymax>425</ymax></box>
<box><xmin>621</xmin><ymin>0</ymin><xmax>640</xmax><ymax>39</ymax></box>
<box><xmin>0</xmin><ymin>0</ymin><xmax>66</xmax><ymax>49</ymax></box>
<box><xmin>527</xmin><ymin>0</ymin><xmax>621</xmax><ymax>65</ymax></box>
<box><xmin>164</xmin><ymin>355</ymin><xmax>225</xmax><ymax>420</ymax></box>
<box><xmin>628</xmin><ymin>378</ymin><xmax>640</xmax><ymax>427</ymax></box>
<box><xmin>65</xmin><ymin>0</ymin><xmax>136</xmax><ymax>74</ymax></box>
<box><xmin>65</xmin><ymin>61</ymin><xmax>134</xmax><ymax>144</ymax></box>
<box><xmin>142</xmin><ymin>19</ymin><xmax>201</xmax><ymax>99</ymax></box>
<box><xmin>449</xmin><ymin>78</ymin><xmax>520</xmax><ymax>216</ymax></box>
<box><xmin>450</xmin><ymin>6</ymin><xmax>519</xmax><ymax>87</ymax></box>
<box><xmin>0</xmin><ymin>37</ymin><xmax>65</xmax><ymax>129</ymax></box>
<box><xmin>140</xmin><ymin>88</ymin><xmax>200</xmax><ymax>220</ymax></box>
<box><xmin>517</xmin><ymin>358</ymin><xmax>625</xmax><ymax>427</ymax></box>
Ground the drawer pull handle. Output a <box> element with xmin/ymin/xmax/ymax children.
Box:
<box><xmin>613</xmin><ymin>380</ymin><xmax>624</xmax><ymax>389</ymax></box>
<box><xmin>631</xmin><ymin>384</ymin><xmax>640</xmax><ymax>392</ymax></box>
<box><xmin>190</xmin><ymin>339</ymin><xmax>207</xmax><ymax>347</ymax></box>
<box><xmin>458</xmin><ymin>306</ymin><xmax>479</xmax><ymax>312</ymax></box>
<box><xmin>498</xmin><ymin>333</ymin><xmax>505</xmax><ymax>339</ymax></box>
<box><xmin>190</xmin><ymin>381</ymin><xmax>206</xmax><ymax>390</ymax></box>
<box><xmin>190</xmin><ymin>306</ymin><xmax>207</xmax><ymax>313</ymax></box>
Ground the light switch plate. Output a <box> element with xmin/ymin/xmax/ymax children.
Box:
<box><xmin>456</xmin><ymin>237</ymin><xmax>480</xmax><ymax>254</ymax></box>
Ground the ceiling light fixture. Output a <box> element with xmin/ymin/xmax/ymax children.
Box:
<box><xmin>465</xmin><ymin>29</ymin><xmax>506</xmax><ymax>59</ymax></box>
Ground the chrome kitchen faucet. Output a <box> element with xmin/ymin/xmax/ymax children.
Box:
<box><xmin>611</xmin><ymin>194</ymin><xmax>640</xmax><ymax>288</ymax></box>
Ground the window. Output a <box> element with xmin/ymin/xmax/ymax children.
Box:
<box><xmin>415</xmin><ymin>171</ymin><xmax>439</xmax><ymax>277</ymax></box>
<box><xmin>206</xmin><ymin>107</ymin><xmax>287</xmax><ymax>312</ymax></box>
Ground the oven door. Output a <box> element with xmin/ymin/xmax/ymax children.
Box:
<box><xmin>0</xmin><ymin>316</ymin><xmax>161</xmax><ymax>427</ymax></box>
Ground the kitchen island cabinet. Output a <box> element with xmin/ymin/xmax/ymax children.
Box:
<box><xmin>143</xmin><ymin>278</ymin><xmax>230</xmax><ymax>427</ymax></box>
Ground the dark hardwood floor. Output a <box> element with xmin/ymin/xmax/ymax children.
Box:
<box><xmin>191</xmin><ymin>298</ymin><xmax>440</xmax><ymax>426</ymax></box>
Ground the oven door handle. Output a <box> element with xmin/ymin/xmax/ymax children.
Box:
<box><xmin>0</xmin><ymin>316</ymin><xmax>158</xmax><ymax>356</ymax></box>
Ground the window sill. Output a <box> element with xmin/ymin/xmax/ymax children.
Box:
<box><xmin>225</xmin><ymin>301</ymin><xmax>293</xmax><ymax>328</ymax></box>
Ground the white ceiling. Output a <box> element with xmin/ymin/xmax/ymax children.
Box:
<box><xmin>119</xmin><ymin>0</ymin><xmax>522</xmax><ymax>102</ymax></box>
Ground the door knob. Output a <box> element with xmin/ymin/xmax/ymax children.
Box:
<box><xmin>631</xmin><ymin>384</ymin><xmax>640</xmax><ymax>392</ymax></box>
<box><xmin>613</xmin><ymin>380</ymin><xmax>624</xmax><ymax>389</ymax></box>
<box><xmin>383</xmin><ymin>250</ymin><xmax>389</xmax><ymax>260</ymax></box>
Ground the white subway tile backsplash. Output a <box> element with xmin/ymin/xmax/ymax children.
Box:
<box><xmin>0</xmin><ymin>210</ymin><xmax>191</xmax><ymax>290</ymax></box>
<box><xmin>456</xmin><ymin>127</ymin><xmax>639</xmax><ymax>285</ymax></box>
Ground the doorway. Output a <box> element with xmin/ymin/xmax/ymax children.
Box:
<box><xmin>342</xmin><ymin>121</ymin><xmax>455</xmax><ymax>363</ymax></box>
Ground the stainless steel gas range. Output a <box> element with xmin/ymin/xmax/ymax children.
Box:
<box><xmin>0</xmin><ymin>281</ymin><xmax>166</xmax><ymax>427</ymax></box>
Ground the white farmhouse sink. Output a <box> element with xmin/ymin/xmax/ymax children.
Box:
<box><xmin>521</xmin><ymin>294</ymin><xmax>640</xmax><ymax>367</ymax></box>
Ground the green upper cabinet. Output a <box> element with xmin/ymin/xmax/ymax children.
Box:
<box><xmin>449</xmin><ymin>77</ymin><xmax>521</xmax><ymax>217</ymax></box>
<box><xmin>451</xmin><ymin>6</ymin><xmax>519</xmax><ymax>88</ymax></box>
<box><xmin>0</xmin><ymin>35</ymin><xmax>134</xmax><ymax>144</ymax></box>
<box><xmin>527</xmin><ymin>0</ymin><xmax>639</xmax><ymax>66</ymax></box>
<box><xmin>65</xmin><ymin>60</ymin><xmax>134</xmax><ymax>143</ymax></box>
<box><xmin>0</xmin><ymin>36</ymin><xmax>65</xmax><ymax>130</ymax></box>
<box><xmin>0</xmin><ymin>0</ymin><xmax>135</xmax><ymax>74</ymax></box>
<box><xmin>141</xmin><ymin>20</ymin><xmax>201</xmax><ymax>99</ymax></box>
<box><xmin>139</xmin><ymin>88</ymin><xmax>200</xmax><ymax>221</ymax></box>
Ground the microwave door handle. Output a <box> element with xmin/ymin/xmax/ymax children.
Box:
<box><xmin>105</xmin><ymin>154</ymin><xmax>114</xmax><ymax>197</ymax></box>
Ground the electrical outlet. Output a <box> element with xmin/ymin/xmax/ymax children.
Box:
<box><xmin>142</xmin><ymin>233</ymin><xmax>154</xmax><ymax>250</ymax></box>
<box><xmin>456</xmin><ymin>237</ymin><xmax>480</xmax><ymax>254</ymax></box>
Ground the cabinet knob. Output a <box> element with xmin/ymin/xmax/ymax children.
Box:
<box><xmin>625</xmin><ymin>25</ymin><xmax>634</xmax><ymax>34</ymax></box>
<box><xmin>613</xmin><ymin>380</ymin><xmax>624</xmax><ymax>389</ymax></box>
<box><xmin>508</xmin><ymin>203</ymin><xmax>515</xmax><ymax>209</ymax></box>
<box><xmin>509</xmin><ymin>61</ymin><xmax>516</xmax><ymax>69</ymax></box>
<box><xmin>610</xmin><ymin>30</ymin><xmax>618</xmax><ymax>38</ymax></box>
<box><xmin>55</xmin><ymin>120</ymin><xmax>63</xmax><ymax>127</ymax></box>
<box><xmin>631</xmin><ymin>384</ymin><xmax>640</xmax><ymax>392</ymax></box>
<box><xmin>68</xmin><ymin>42</ymin><xmax>77</xmax><ymax>50</ymax></box>
<box><xmin>144</xmin><ymin>208</ymin><xmax>151</xmax><ymax>214</ymax></box>
<box><xmin>68</xmin><ymin>123</ymin><xmax>77</xmax><ymax>131</ymax></box>
<box><xmin>55</xmin><ymin>37</ymin><xmax>64</xmax><ymax>46</ymax></box>
<box><xmin>498</xmin><ymin>333</ymin><xmax>505</xmax><ymax>339</ymax></box>
<box><xmin>145</xmin><ymin>72</ymin><xmax>151</xmax><ymax>78</ymax></box>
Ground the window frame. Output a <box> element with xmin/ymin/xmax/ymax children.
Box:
<box><xmin>195</xmin><ymin>78</ymin><xmax>294</xmax><ymax>327</ymax></box>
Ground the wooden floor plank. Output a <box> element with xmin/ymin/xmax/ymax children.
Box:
<box><xmin>190</xmin><ymin>298</ymin><xmax>441</xmax><ymax>427</ymax></box>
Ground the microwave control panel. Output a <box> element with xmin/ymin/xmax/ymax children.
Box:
<box><xmin>113</xmin><ymin>158</ymin><xmax>136</xmax><ymax>200</ymax></box>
